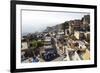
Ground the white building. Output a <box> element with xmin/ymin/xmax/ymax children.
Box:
<box><xmin>44</xmin><ymin>37</ymin><xmax>51</xmax><ymax>42</ymax></box>
<box><xmin>74</xmin><ymin>31</ymin><xmax>80</xmax><ymax>39</ymax></box>
<box><xmin>56</xmin><ymin>30</ymin><xmax>64</xmax><ymax>39</ymax></box>
<box><xmin>44</xmin><ymin>36</ymin><xmax>52</xmax><ymax>49</ymax></box>
<box><xmin>21</xmin><ymin>42</ymin><xmax>28</xmax><ymax>51</ymax></box>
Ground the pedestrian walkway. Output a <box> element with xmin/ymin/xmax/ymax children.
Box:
<box><xmin>82</xmin><ymin>49</ymin><xmax>90</xmax><ymax>60</ymax></box>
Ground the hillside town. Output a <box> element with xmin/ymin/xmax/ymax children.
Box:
<box><xmin>21</xmin><ymin>15</ymin><xmax>90</xmax><ymax>63</ymax></box>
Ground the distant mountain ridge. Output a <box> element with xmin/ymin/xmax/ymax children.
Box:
<box><xmin>43</xmin><ymin>15</ymin><xmax>90</xmax><ymax>33</ymax></box>
<box><xmin>22</xmin><ymin>15</ymin><xmax>90</xmax><ymax>36</ymax></box>
<box><xmin>43</xmin><ymin>23</ymin><xmax>62</xmax><ymax>32</ymax></box>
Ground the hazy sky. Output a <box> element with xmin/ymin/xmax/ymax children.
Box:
<box><xmin>22</xmin><ymin>10</ymin><xmax>89</xmax><ymax>34</ymax></box>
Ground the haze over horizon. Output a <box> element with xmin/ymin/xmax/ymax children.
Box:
<box><xmin>22</xmin><ymin>10</ymin><xmax>89</xmax><ymax>35</ymax></box>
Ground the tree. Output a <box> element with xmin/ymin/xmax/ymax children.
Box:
<box><xmin>30</xmin><ymin>40</ymin><xmax>44</xmax><ymax>48</ymax></box>
<box><xmin>29</xmin><ymin>40</ymin><xmax>44</xmax><ymax>56</ymax></box>
<box><xmin>24</xmin><ymin>49</ymin><xmax>34</xmax><ymax>57</ymax></box>
<box><xmin>36</xmin><ymin>41</ymin><xmax>44</xmax><ymax>48</ymax></box>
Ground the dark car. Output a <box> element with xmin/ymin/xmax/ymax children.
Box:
<box><xmin>42</xmin><ymin>48</ymin><xmax>59</xmax><ymax>61</ymax></box>
<box><xmin>32</xmin><ymin>57</ymin><xmax>39</xmax><ymax>62</ymax></box>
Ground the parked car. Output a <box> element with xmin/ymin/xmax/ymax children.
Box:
<box><xmin>42</xmin><ymin>48</ymin><xmax>59</xmax><ymax>61</ymax></box>
<box><xmin>32</xmin><ymin>57</ymin><xmax>39</xmax><ymax>62</ymax></box>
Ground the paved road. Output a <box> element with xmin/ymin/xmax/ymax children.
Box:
<box><xmin>81</xmin><ymin>49</ymin><xmax>90</xmax><ymax>60</ymax></box>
